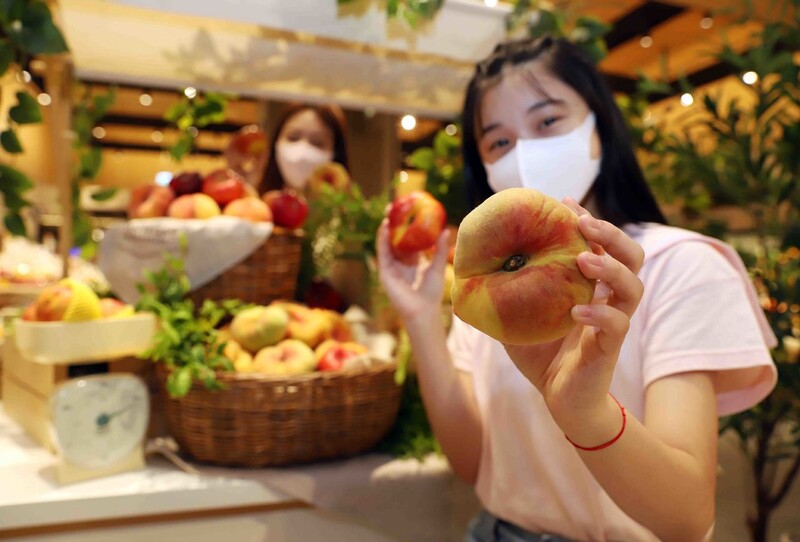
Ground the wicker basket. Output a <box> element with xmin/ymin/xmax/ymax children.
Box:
<box><xmin>156</xmin><ymin>362</ymin><xmax>402</xmax><ymax>467</ymax></box>
<box><xmin>189</xmin><ymin>227</ymin><xmax>303</xmax><ymax>306</ymax></box>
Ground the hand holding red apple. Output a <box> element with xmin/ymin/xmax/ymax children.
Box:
<box><xmin>387</xmin><ymin>190</ymin><xmax>447</xmax><ymax>261</ymax></box>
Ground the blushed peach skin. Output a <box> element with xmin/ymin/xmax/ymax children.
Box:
<box><xmin>451</xmin><ymin>188</ymin><xmax>595</xmax><ymax>345</ymax></box>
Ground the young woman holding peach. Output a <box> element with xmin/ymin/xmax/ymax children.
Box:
<box><xmin>376</xmin><ymin>37</ymin><xmax>777</xmax><ymax>542</ymax></box>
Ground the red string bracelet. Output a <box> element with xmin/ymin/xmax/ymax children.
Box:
<box><xmin>565</xmin><ymin>394</ymin><xmax>627</xmax><ymax>452</ymax></box>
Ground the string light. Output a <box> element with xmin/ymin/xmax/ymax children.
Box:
<box><xmin>401</xmin><ymin>114</ymin><xmax>417</xmax><ymax>131</ymax></box>
<box><xmin>640</xmin><ymin>33</ymin><xmax>653</xmax><ymax>48</ymax></box>
<box><xmin>184</xmin><ymin>87</ymin><xmax>197</xmax><ymax>99</ymax></box>
<box><xmin>151</xmin><ymin>130</ymin><xmax>164</xmax><ymax>143</ymax></box>
<box><xmin>92</xmin><ymin>126</ymin><xmax>106</xmax><ymax>139</ymax></box>
<box><xmin>187</xmin><ymin>126</ymin><xmax>199</xmax><ymax>137</ymax></box>
<box><xmin>139</xmin><ymin>91</ymin><xmax>153</xmax><ymax>106</ymax></box>
<box><xmin>445</xmin><ymin>124</ymin><xmax>458</xmax><ymax>136</ymax></box>
<box><xmin>484</xmin><ymin>0</ymin><xmax>498</xmax><ymax>6</ymax></box>
<box><xmin>700</xmin><ymin>12</ymin><xmax>713</xmax><ymax>29</ymax></box>
<box><xmin>37</xmin><ymin>93</ymin><xmax>52</xmax><ymax>106</ymax></box>
<box><xmin>680</xmin><ymin>93</ymin><xmax>694</xmax><ymax>107</ymax></box>
<box><xmin>399</xmin><ymin>170</ymin><xmax>409</xmax><ymax>183</ymax></box>
<box><xmin>742</xmin><ymin>71</ymin><xmax>759</xmax><ymax>85</ymax></box>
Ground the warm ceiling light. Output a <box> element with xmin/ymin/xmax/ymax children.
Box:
<box><xmin>401</xmin><ymin>114</ymin><xmax>417</xmax><ymax>131</ymax></box>
<box><xmin>680</xmin><ymin>93</ymin><xmax>694</xmax><ymax>107</ymax></box>
<box><xmin>639</xmin><ymin>34</ymin><xmax>653</xmax><ymax>48</ymax></box>
<box><xmin>445</xmin><ymin>123</ymin><xmax>458</xmax><ymax>136</ymax></box>
<box><xmin>184</xmin><ymin>87</ymin><xmax>197</xmax><ymax>99</ymax></box>
<box><xmin>742</xmin><ymin>71</ymin><xmax>759</xmax><ymax>85</ymax></box>
<box><xmin>37</xmin><ymin>93</ymin><xmax>51</xmax><ymax>106</ymax></box>
<box><xmin>91</xmin><ymin>126</ymin><xmax>106</xmax><ymax>139</ymax></box>
<box><xmin>139</xmin><ymin>92</ymin><xmax>153</xmax><ymax>106</ymax></box>
<box><xmin>700</xmin><ymin>13</ymin><xmax>713</xmax><ymax>29</ymax></box>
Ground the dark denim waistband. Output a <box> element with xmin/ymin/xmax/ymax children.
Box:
<box><xmin>465</xmin><ymin>510</ymin><xmax>575</xmax><ymax>542</ymax></box>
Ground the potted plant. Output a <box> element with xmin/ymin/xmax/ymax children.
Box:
<box><xmin>632</xmin><ymin>6</ymin><xmax>800</xmax><ymax>540</ymax></box>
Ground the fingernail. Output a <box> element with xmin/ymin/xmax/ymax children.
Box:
<box><xmin>572</xmin><ymin>305</ymin><xmax>592</xmax><ymax>318</ymax></box>
<box><xmin>581</xmin><ymin>214</ymin><xmax>600</xmax><ymax>232</ymax></box>
<box><xmin>581</xmin><ymin>252</ymin><xmax>603</xmax><ymax>268</ymax></box>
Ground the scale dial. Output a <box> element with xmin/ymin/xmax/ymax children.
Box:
<box><xmin>50</xmin><ymin>374</ymin><xmax>149</xmax><ymax>470</ymax></box>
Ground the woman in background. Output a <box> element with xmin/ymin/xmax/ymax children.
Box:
<box><xmin>260</xmin><ymin>103</ymin><xmax>350</xmax><ymax>195</ymax></box>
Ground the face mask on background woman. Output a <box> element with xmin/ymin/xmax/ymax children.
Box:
<box><xmin>276</xmin><ymin>140</ymin><xmax>334</xmax><ymax>191</ymax></box>
<box><xmin>484</xmin><ymin>112</ymin><xmax>601</xmax><ymax>203</ymax></box>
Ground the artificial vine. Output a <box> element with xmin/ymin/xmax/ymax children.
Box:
<box><xmin>0</xmin><ymin>0</ymin><xmax>69</xmax><ymax>236</ymax></box>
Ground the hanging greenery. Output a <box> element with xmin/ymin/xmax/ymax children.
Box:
<box><xmin>163</xmin><ymin>90</ymin><xmax>229</xmax><ymax>162</ymax></box>
<box><xmin>70</xmin><ymin>85</ymin><xmax>116</xmax><ymax>250</ymax></box>
<box><xmin>337</xmin><ymin>0</ymin><xmax>446</xmax><ymax>29</ymax></box>
<box><xmin>0</xmin><ymin>0</ymin><xmax>69</xmax><ymax>236</ymax></box>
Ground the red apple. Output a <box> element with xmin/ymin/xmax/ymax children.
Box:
<box><xmin>229</xmin><ymin>128</ymin><xmax>267</xmax><ymax>157</ymax></box>
<box><xmin>128</xmin><ymin>185</ymin><xmax>176</xmax><ymax>219</ymax></box>
<box><xmin>262</xmin><ymin>189</ymin><xmax>309</xmax><ymax>229</ymax></box>
<box><xmin>314</xmin><ymin>339</ymin><xmax>368</xmax><ymax>372</ymax></box>
<box><xmin>169</xmin><ymin>171</ymin><xmax>203</xmax><ymax>196</ymax></box>
<box><xmin>202</xmin><ymin>168</ymin><xmax>246</xmax><ymax>207</ymax></box>
<box><xmin>34</xmin><ymin>282</ymin><xmax>74</xmax><ymax>321</ymax></box>
<box><xmin>168</xmin><ymin>193</ymin><xmax>222</xmax><ymax>219</ymax></box>
<box><xmin>387</xmin><ymin>190</ymin><xmax>447</xmax><ymax>260</ymax></box>
<box><xmin>21</xmin><ymin>302</ymin><xmax>38</xmax><ymax>321</ymax></box>
<box><xmin>223</xmin><ymin>197</ymin><xmax>273</xmax><ymax>223</ymax></box>
<box><xmin>303</xmin><ymin>279</ymin><xmax>346</xmax><ymax>312</ymax></box>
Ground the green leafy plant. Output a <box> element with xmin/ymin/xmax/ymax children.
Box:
<box><xmin>0</xmin><ymin>0</ymin><xmax>69</xmax><ymax>235</ymax></box>
<box><xmin>70</xmin><ymin>85</ymin><xmax>116</xmax><ymax>250</ymax></box>
<box><xmin>337</xmin><ymin>0</ymin><xmax>445</xmax><ymax>29</ymax></box>
<box><xmin>628</xmin><ymin>5</ymin><xmax>800</xmax><ymax>540</ymax></box>
<box><xmin>163</xmin><ymin>90</ymin><xmax>229</xmax><ymax>161</ymax></box>
<box><xmin>135</xmin><ymin>244</ymin><xmax>250</xmax><ymax>398</ymax></box>
<box><xmin>301</xmin><ymin>181</ymin><xmax>389</xmax><ymax>299</ymax></box>
<box><xmin>507</xmin><ymin>0</ymin><xmax>610</xmax><ymax>64</ymax></box>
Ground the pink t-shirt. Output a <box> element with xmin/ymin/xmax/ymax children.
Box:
<box><xmin>447</xmin><ymin>222</ymin><xmax>777</xmax><ymax>541</ymax></box>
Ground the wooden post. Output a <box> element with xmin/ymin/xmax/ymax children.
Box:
<box><xmin>43</xmin><ymin>57</ymin><xmax>74</xmax><ymax>277</ymax></box>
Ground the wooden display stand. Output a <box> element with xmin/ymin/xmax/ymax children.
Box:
<box><xmin>1</xmin><ymin>339</ymin><xmax>67</xmax><ymax>451</ymax></box>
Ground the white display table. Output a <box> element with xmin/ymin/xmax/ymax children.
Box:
<box><xmin>0</xmin><ymin>405</ymin><xmax>480</xmax><ymax>541</ymax></box>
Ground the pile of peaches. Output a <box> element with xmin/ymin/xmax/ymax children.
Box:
<box><xmin>221</xmin><ymin>301</ymin><xmax>369</xmax><ymax>376</ymax></box>
<box><xmin>128</xmin><ymin>168</ymin><xmax>310</xmax><ymax>229</ymax></box>
<box><xmin>21</xmin><ymin>278</ymin><xmax>134</xmax><ymax>322</ymax></box>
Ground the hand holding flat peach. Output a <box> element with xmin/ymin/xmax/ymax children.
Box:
<box><xmin>504</xmin><ymin>199</ymin><xmax>645</xmax><ymax>442</ymax></box>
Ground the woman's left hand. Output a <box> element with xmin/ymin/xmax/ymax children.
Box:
<box><xmin>504</xmin><ymin>200</ymin><xmax>645</xmax><ymax>437</ymax></box>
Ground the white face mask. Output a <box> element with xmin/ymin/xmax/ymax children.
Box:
<box><xmin>485</xmin><ymin>112</ymin><xmax>601</xmax><ymax>203</ymax></box>
<box><xmin>275</xmin><ymin>140</ymin><xmax>334</xmax><ymax>191</ymax></box>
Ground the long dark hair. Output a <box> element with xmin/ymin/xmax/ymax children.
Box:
<box><xmin>260</xmin><ymin>103</ymin><xmax>350</xmax><ymax>194</ymax></box>
<box><xmin>461</xmin><ymin>36</ymin><xmax>666</xmax><ymax>227</ymax></box>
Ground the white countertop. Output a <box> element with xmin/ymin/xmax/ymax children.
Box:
<box><xmin>0</xmin><ymin>403</ymin><xmax>480</xmax><ymax>541</ymax></box>
<box><xmin>0</xmin><ymin>407</ymin><xmax>298</xmax><ymax>533</ymax></box>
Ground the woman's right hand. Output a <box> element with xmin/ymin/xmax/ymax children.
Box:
<box><xmin>375</xmin><ymin>219</ymin><xmax>450</xmax><ymax>323</ymax></box>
